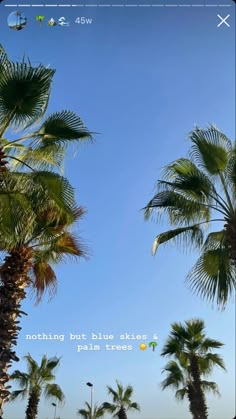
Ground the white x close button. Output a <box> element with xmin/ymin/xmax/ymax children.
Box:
<box><xmin>217</xmin><ymin>14</ymin><xmax>230</xmax><ymax>28</ymax></box>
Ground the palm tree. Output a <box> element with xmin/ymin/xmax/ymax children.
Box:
<box><xmin>148</xmin><ymin>341</ymin><xmax>158</xmax><ymax>352</ymax></box>
<box><xmin>102</xmin><ymin>381</ymin><xmax>140</xmax><ymax>419</ymax></box>
<box><xmin>0</xmin><ymin>45</ymin><xmax>92</xmax><ymax>414</ymax></box>
<box><xmin>0</xmin><ymin>188</ymin><xmax>86</xmax><ymax>412</ymax></box>
<box><xmin>77</xmin><ymin>402</ymin><xmax>105</xmax><ymax>418</ymax></box>
<box><xmin>144</xmin><ymin>125</ymin><xmax>236</xmax><ymax>307</ymax></box>
<box><xmin>10</xmin><ymin>354</ymin><xmax>64</xmax><ymax>419</ymax></box>
<box><xmin>161</xmin><ymin>319</ymin><xmax>226</xmax><ymax>419</ymax></box>
<box><xmin>161</xmin><ymin>354</ymin><xmax>223</xmax><ymax>419</ymax></box>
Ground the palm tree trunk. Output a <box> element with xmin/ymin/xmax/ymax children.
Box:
<box><xmin>0</xmin><ymin>146</ymin><xmax>8</xmax><ymax>172</ymax></box>
<box><xmin>225</xmin><ymin>215</ymin><xmax>236</xmax><ymax>262</ymax></box>
<box><xmin>190</xmin><ymin>355</ymin><xmax>208</xmax><ymax>419</ymax></box>
<box><xmin>187</xmin><ymin>384</ymin><xmax>200</xmax><ymax>419</ymax></box>
<box><xmin>25</xmin><ymin>390</ymin><xmax>40</xmax><ymax>419</ymax></box>
<box><xmin>118</xmin><ymin>406</ymin><xmax>128</xmax><ymax>419</ymax></box>
<box><xmin>0</xmin><ymin>247</ymin><xmax>33</xmax><ymax>416</ymax></box>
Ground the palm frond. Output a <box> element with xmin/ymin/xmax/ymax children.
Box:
<box><xmin>197</xmin><ymin>352</ymin><xmax>226</xmax><ymax>374</ymax></box>
<box><xmin>225</xmin><ymin>145</ymin><xmax>236</xmax><ymax>197</ymax></box>
<box><xmin>189</xmin><ymin>126</ymin><xmax>232</xmax><ymax>175</ymax></box>
<box><xmin>162</xmin><ymin>158</ymin><xmax>216</xmax><ymax>201</ymax></box>
<box><xmin>32</xmin><ymin>205</ymin><xmax>85</xmax><ymax>245</ymax></box>
<box><xmin>31</xmin><ymin>260</ymin><xmax>57</xmax><ymax>304</ymax></box>
<box><xmin>44</xmin><ymin>357</ymin><xmax>61</xmax><ymax>371</ymax></box>
<box><xmin>35</xmin><ymin>110</ymin><xmax>92</xmax><ymax>145</ymax></box>
<box><xmin>94</xmin><ymin>406</ymin><xmax>106</xmax><ymax>417</ymax></box>
<box><xmin>30</xmin><ymin>229</ymin><xmax>86</xmax><ymax>303</ymax></box>
<box><xmin>107</xmin><ymin>386</ymin><xmax>119</xmax><ymax>403</ymax></box>
<box><xmin>203</xmin><ymin>231</ymin><xmax>226</xmax><ymax>251</ymax></box>
<box><xmin>9</xmin><ymin>142</ymin><xmax>66</xmax><ymax>172</ymax></box>
<box><xmin>0</xmin><ymin>172</ymin><xmax>38</xmax><ymax>248</ymax></box>
<box><xmin>144</xmin><ymin>190</ymin><xmax>210</xmax><ymax>225</ymax></box>
<box><xmin>9</xmin><ymin>389</ymin><xmax>28</xmax><ymax>401</ymax></box>
<box><xmin>101</xmin><ymin>402</ymin><xmax>116</xmax><ymax>413</ymax></box>
<box><xmin>1</xmin><ymin>138</ymin><xmax>26</xmax><ymax>153</ymax></box>
<box><xmin>24</xmin><ymin>354</ymin><xmax>39</xmax><ymax>375</ymax></box>
<box><xmin>175</xmin><ymin>387</ymin><xmax>188</xmax><ymax>401</ymax></box>
<box><xmin>35</xmin><ymin>231</ymin><xmax>87</xmax><ymax>261</ymax></box>
<box><xmin>44</xmin><ymin>383</ymin><xmax>65</xmax><ymax>403</ymax></box>
<box><xmin>151</xmin><ymin>225</ymin><xmax>204</xmax><ymax>255</ymax></box>
<box><xmin>200</xmin><ymin>339</ymin><xmax>224</xmax><ymax>352</ymax></box>
<box><xmin>0</xmin><ymin>44</ymin><xmax>10</xmax><ymax>68</ymax></box>
<box><xmin>50</xmin><ymin>232</ymin><xmax>87</xmax><ymax>259</ymax></box>
<box><xmin>200</xmin><ymin>381</ymin><xmax>221</xmax><ymax>396</ymax></box>
<box><xmin>161</xmin><ymin>363</ymin><xmax>185</xmax><ymax>391</ymax></box>
<box><xmin>187</xmin><ymin>248</ymin><xmax>236</xmax><ymax>307</ymax></box>
<box><xmin>128</xmin><ymin>402</ymin><xmax>140</xmax><ymax>411</ymax></box>
<box><xmin>123</xmin><ymin>385</ymin><xmax>133</xmax><ymax>401</ymax></box>
<box><xmin>184</xmin><ymin>318</ymin><xmax>205</xmax><ymax>336</ymax></box>
<box><xmin>116</xmin><ymin>381</ymin><xmax>124</xmax><ymax>399</ymax></box>
<box><xmin>78</xmin><ymin>402</ymin><xmax>105</xmax><ymax>418</ymax></box>
<box><xmin>161</xmin><ymin>339</ymin><xmax>183</xmax><ymax>358</ymax></box>
<box><xmin>10</xmin><ymin>371</ymin><xmax>29</xmax><ymax>391</ymax></box>
<box><xmin>28</xmin><ymin>172</ymin><xmax>76</xmax><ymax>218</ymax></box>
<box><xmin>0</xmin><ymin>58</ymin><xmax>55</xmax><ymax>132</ymax></box>
<box><xmin>77</xmin><ymin>409</ymin><xmax>88</xmax><ymax>418</ymax></box>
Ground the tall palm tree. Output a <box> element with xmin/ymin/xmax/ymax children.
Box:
<box><xmin>10</xmin><ymin>354</ymin><xmax>65</xmax><ymax>419</ymax></box>
<box><xmin>161</xmin><ymin>354</ymin><xmax>223</xmax><ymax>419</ymax></box>
<box><xmin>102</xmin><ymin>381</ymin><xmax>140</xmax><ymax>419</ymax></box>
<box><xmin>161</xmin><ymin>319</ymin><xmax>226</xmax><ymax>419</ymax></box>
<box><xmin>144</xmin><ymin>125</ymin><xmax>236</xmax><ymax>307</ymax></box>
<box><xmin>0</xmin><ymin>185</ymin><xmax>86</xmax><ymax>413</ymax></box>
<box><xmin>77</xmin><ymin>402</ymin><xmax>105</xmax><ymax>418</ymax></box>
<box><xmin>0</xmin><ymin>45</ymin><xmax>92</xmax><ymax>415</ymax></box>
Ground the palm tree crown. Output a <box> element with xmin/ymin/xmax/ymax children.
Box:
<box><xmin>102</xmin><ymin>381</ymin><xmax>140</xmax><ymax>419</ymax></box>
<box><xmin>144</xmin><ymin>125</ymin><xmax>236</xmax><ymax>307</ymax></box>
<box><xmin>0</xmin><ymin>44</ymin><xmax>92</xmax><ymax>174</ymax></box>
<box><xmin>77</xmin><ymin>401</ymin><xmax>105</xmax><ymax>418</ymax></box>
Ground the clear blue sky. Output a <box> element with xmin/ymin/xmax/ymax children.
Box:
<box><xmin>0</xmin><ymin>2</ymin><xmax>235</xmax><ymax>418</ymax></box>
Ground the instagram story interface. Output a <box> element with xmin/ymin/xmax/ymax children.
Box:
<box><xmin>0</xmin><ymin>0</ymin><xmax>235</xmax><ymax>418</ymax></box>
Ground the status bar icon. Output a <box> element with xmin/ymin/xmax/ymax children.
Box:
<box><xmin>58</xmin><ymin>17</ymin><xmax>70</xmax><ymax>27</ymax></box>
<box><xmin>8</xmin><ymin>11</ymin><xmax>27</xmax><ymax>31</ymax></box>
<box><xmin>48</xmin><ymin>18</ymin><xmax>57</xmax><ymax>27</ymax></box>
<box><xmin>35</xmin><ymin>15</ymin><xmax>45</xmax><ymax>27</ymax></box>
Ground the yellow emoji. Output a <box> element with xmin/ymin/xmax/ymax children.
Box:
<box><xmin>139</xmin><ymin>343</ymin><xmax>147</xmax><ymax>351</ymax></box>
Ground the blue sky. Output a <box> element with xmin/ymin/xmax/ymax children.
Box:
<box><xmin>0</xmin><ymin>3</ymin><xmax>235</xmax><ymax>418</ymax></box>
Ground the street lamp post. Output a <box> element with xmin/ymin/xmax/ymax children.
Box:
<box><xmin>52</xmin><ymin>402</ymin><xmax>57</xmax><ymax>419</ymax></box>
<box><xmin>86</xmin><ymin>382</ymin><xmax>93</xmax><ymax>419</ymax></box>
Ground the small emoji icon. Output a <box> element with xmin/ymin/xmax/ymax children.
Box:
<box><xmin>58</xmin><ymin>16</ymin><xmax>70</xmax><ymax>26</ymax></box>
<box><xmin>48</xmin><ymin>18</ymin><xmax>57</xmax><ymax>26</ymax></box>
<box><xmin>35</xmin><ymin>15</ymin><xmax>44</xmax><ymax>26</ymax></box>
<box><xmin>148</xmin><ymin>341</ymin><xmax>158</xmax><ymax>352</ymax></box>
<box><xmin>139</xmin><ymin>343</ymin><xmax>147</xmax><ymax>351</ymax></box>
